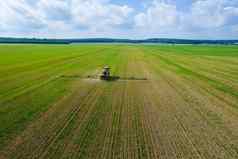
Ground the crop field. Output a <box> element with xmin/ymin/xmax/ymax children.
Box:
<box><xmin>0</xmin><ymin>44</ymin><xmax>238</xmax><ymax>159</ymax></box>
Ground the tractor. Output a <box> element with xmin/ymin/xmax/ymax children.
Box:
<box><xmin>61</xmin><ymin>66</ymin><xmax>147</xmax><ymax>81</ymax></box>
<box><xmin>100</xmin><ymin>66</ymin><xmax>111</xmax><ymax>80</ymax></box>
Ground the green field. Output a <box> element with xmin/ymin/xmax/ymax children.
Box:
<box><xmin>0</xmin><ymin>44</ymin><xmax>238</xmax><ymax>159</ymax></box>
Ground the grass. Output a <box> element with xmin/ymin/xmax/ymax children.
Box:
<box><xmin>0</xmin><ymin>44</ymin><xmax>238</xmax><ymax>159</ymax></box>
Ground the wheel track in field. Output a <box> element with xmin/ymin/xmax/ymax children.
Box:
<box><xmin>155</xmin><ymin>54</ymin><xmax>238</xmax><ymax>112</ymax></box>
<box><xmin>0</xmin><ymin>85</ymin><xmax>76</xmax><ymax>159</ymax></box>
<box><xmin>143</xmin><ymin>85</ymin><xmax>172</xmax><ymax>158</ymax></box>
<box><xmin>139</xmin><ymin>56</ymin><xmax>205</xmax><ymax>158</ymax></box>
<box><xmin>140</xmin><ymin>86</ymin><xmax>160</xmax><ymax>159</ymax></box>
<box><xmin>146</xmin><ymin>49</ymin><xmax>238</xmax><ymax>102</ymax></box>
<box><xmin>166</xmin><ymin>55</ymin><xmax>238</xmax><ymax>88</ymax></box>
<box><xmin>173</xmin><ymin>115</ymin><xmax>203</xmax><ymax>159</ymax></box>
<box><xmin>160</xmin><ymin>54</ymin><xmax>238</xmax><ymax>103</ymax></box>
<box><xmin>160</xmin><ymin>53</ymin><xmax>238</xmax><ymax>78</ymax></box>
<box><xmin>138</xmin><ymin>87</ymin><xmax>153</xmax><ymax>158</ymax></box>
<box><xmin>137</xmin><ymin>60</ymin><xmax>162</xmax><ymax>159</ymax></box>
<box><xmin>158</xmin><ymin>55</ymin><xmax>238</xmax><ymax>128</ymax></box>
<box><xmin>168</xmin><ymin>70</ymin><xmax>238</xmax><ymax>130</ymax></box>
<box><xmin>0</xmin><ymin>66</ymin><xmax>103</xmax><ymax>154</ymax></box>
<box><xmin>110</xmin><ymin>83</ymin><xmax>124</xmax><ymax>159</ymax></box>
<box><xmin>137</xmin><ymin>83</ymin><xmax>154</xmax><ymax>159</ymax></box>
<box><xmin>135</xmin><ymin>53</ymin><xmax>174</xmax><ymax>158</ymax></box>
<box><xmin>95</xmin><ymin>87</ymin><xmax>115</xmax><ymax>159</ymax></box>
<box><xmin>51</xmin><ymin>83</ymin><xmax>107</xmax><ymax>159</ymax></box>
<box><xmin>123</xmin><ymin>83</ymin><xmax>135</xmax><ymax>159</ymax></box>
<box><xmin>57</xmin><ymin>84</ymin><xmax>105</xmax><ymax>159</ymax></box>
<box><xmin>172</xmin><ymin>85</ymin><xmax>238</xmax><ymax>158</ymax></box>
<box><xmin>146</xmin><ymin>82</ymin><xmax>181</xmax><ymax>158</ymax></box>
<box><xmin>145</xmin><ymin>45</ymin><xmax>236</xmax><ymax>158</ymax></box>
<box><xmin>148</xmin><ymin>51</ymin><xmax>238</xmax><ymax>115</ymax></box>
<box><xmin>119</xmin><ymin>82</ymin><xmax>129</xmax><ymax>159</ymax></box>
<box><xmin>96</xmin><ymin>92</ymin><xmax>115</xmax><ymax>159</ymax></box>
<box><xmin>138</xmin><ymin>47</ymin><xmax>226</xmax><ymax>158</ymax></box>
<box><xmin>154</xmin><ymin>68</ymin><xmax>214</xmax><ymax>158</ymax></box>
<box><xmin>97</xmin><ymin>83</ymin><xmax>122</xmax><ymax>159</ymax></box>
<box><xmin>127</xmin><ymin>49</ymin><xmax>159</xmax><ymax>159</ymax></box>
<box><xmin>150</xmin><ymin>79</ymin><xmax>204</xmax><ymax>159</ymax></box>
<box><xmin>46</xmin><ymin>84</ymin><xmax>102</xmax><ymax>159</ymax></box>
<box><xmin>66</xmin><ymin>83</ymin><xmax>107</xmax><ymax>158</ymax></box>
<box><xmin>96</xmin><ymin>83</ymin><xmax>126</xmax><ymax>159</ymax></box>
<box><xmin>199</xmin><ymin>55</ymin><xmax>238</xmax><ymax>70</ymax></box>
<box><xmin>2</xmin><ymin>81</ymin><xmax>101</xmax><ymax>159</ymax></box>
<box><xmin>71</xmin><ymin>85</ymin><xmax>108</xmax><ymax>159</ymax></box>
<box><xmin>121</xmin><ymin>52</ymin><xmax>148</xmax><ymax>159</ymax></box>
<box><xmin>162</xmin><ymin>54</ymin><xmax>238</xmax><ymax>89</ymax></box>
<box><xmin>130</xmin><ymin>82</ymin><xmax>151</xmax><ymax>159</ymax></box>
<box><xmin>148</xmin><ymin>49</ymin><xmax>238</xmax><ymax>158</ymax></box>
<box><xmin>162</xmin><ymin>70</ymin><xmax>238</xmax><ymax>158</ymax></box>
<box><xmin>76</xmin><ymin>82</ymin><xmax>128</xmax><ymax>159</ymax></box>
<box><xmin>37</xmin><ymin>83</ymin><xmax>102</xmax><ymax>159</ymax></box>
<box><xmin>126</xmin><ymin>83</ymin><xmax>139</xmax><ymax>159</ymax></box>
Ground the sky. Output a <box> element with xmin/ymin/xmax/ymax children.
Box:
<box><xmin>0</xmin><ymin>0</ymin><xmax>238</xmax><ymax>39</ymax></box>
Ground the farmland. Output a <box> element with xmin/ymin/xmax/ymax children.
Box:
<box><xmin>0</xmin><ymin>44</ymin><xmax>238</xmax><ymax>159</ymax></box>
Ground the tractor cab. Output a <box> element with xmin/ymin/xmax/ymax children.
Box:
<box><xmin>100</xmin><ymin>66</ymin><xmax>111</xmax><ymax>80</ymax></box>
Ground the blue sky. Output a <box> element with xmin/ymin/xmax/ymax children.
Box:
<box><xmin>0</xmin><ymin>0</ymin><xmax>238</xmax><ymax>39</ymax></box>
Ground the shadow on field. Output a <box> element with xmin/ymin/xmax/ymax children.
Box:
<box><xmin>101</xmin><ymin>76</ymin><xmax>120</xmax><ymax>81</ymax></box>
<box><xmin>119</xmin><ymin>77</ymin><xmax>148</xmax><ymax>81</ymax></box>
<box><xmin>100</xmin><ymin>76</ymin><xmax>148</xmax><ymax>82</ymax></box>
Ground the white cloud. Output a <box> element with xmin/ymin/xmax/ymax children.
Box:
<box><xmin>135</xmin><ymin>1</ymin><xmax>179</xmax><ymax>31</ymax></box>
<box><xmin>38</xmin><ymin>0</ymin><xmax>71</xmax><ymax>21</ymax></box>
<box><xmin>190</xmin><ymin>0</ymin><xmax>238</xmax><ymax>28</ymax></box>
<box><xmin>0</xmin><ymin>0</ymin><xmax>237</xmax><ymax>38</ymax></box>
<box><xmin>0</xmin><ymin>0</ymin><xmax>133</xmax><ymax>36</ymax></box>
<box><xmin>71</xmin><ymin>0</ymin><xmax>133</xmax><ymax>31</ymax></box>
<box><xmin>231</xmin><ymin>24</ymin><xmax>238</xmax><ymax>33</ymax></box>
<box><xmin>0</xmin><ymin>0</ymin><xmax>46</xmax><ymax>31</ymax></box>
<box><xmin>134</xmin><ymin>0</ymin><xmax>238</xmax><ymax>38</ymax></box>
